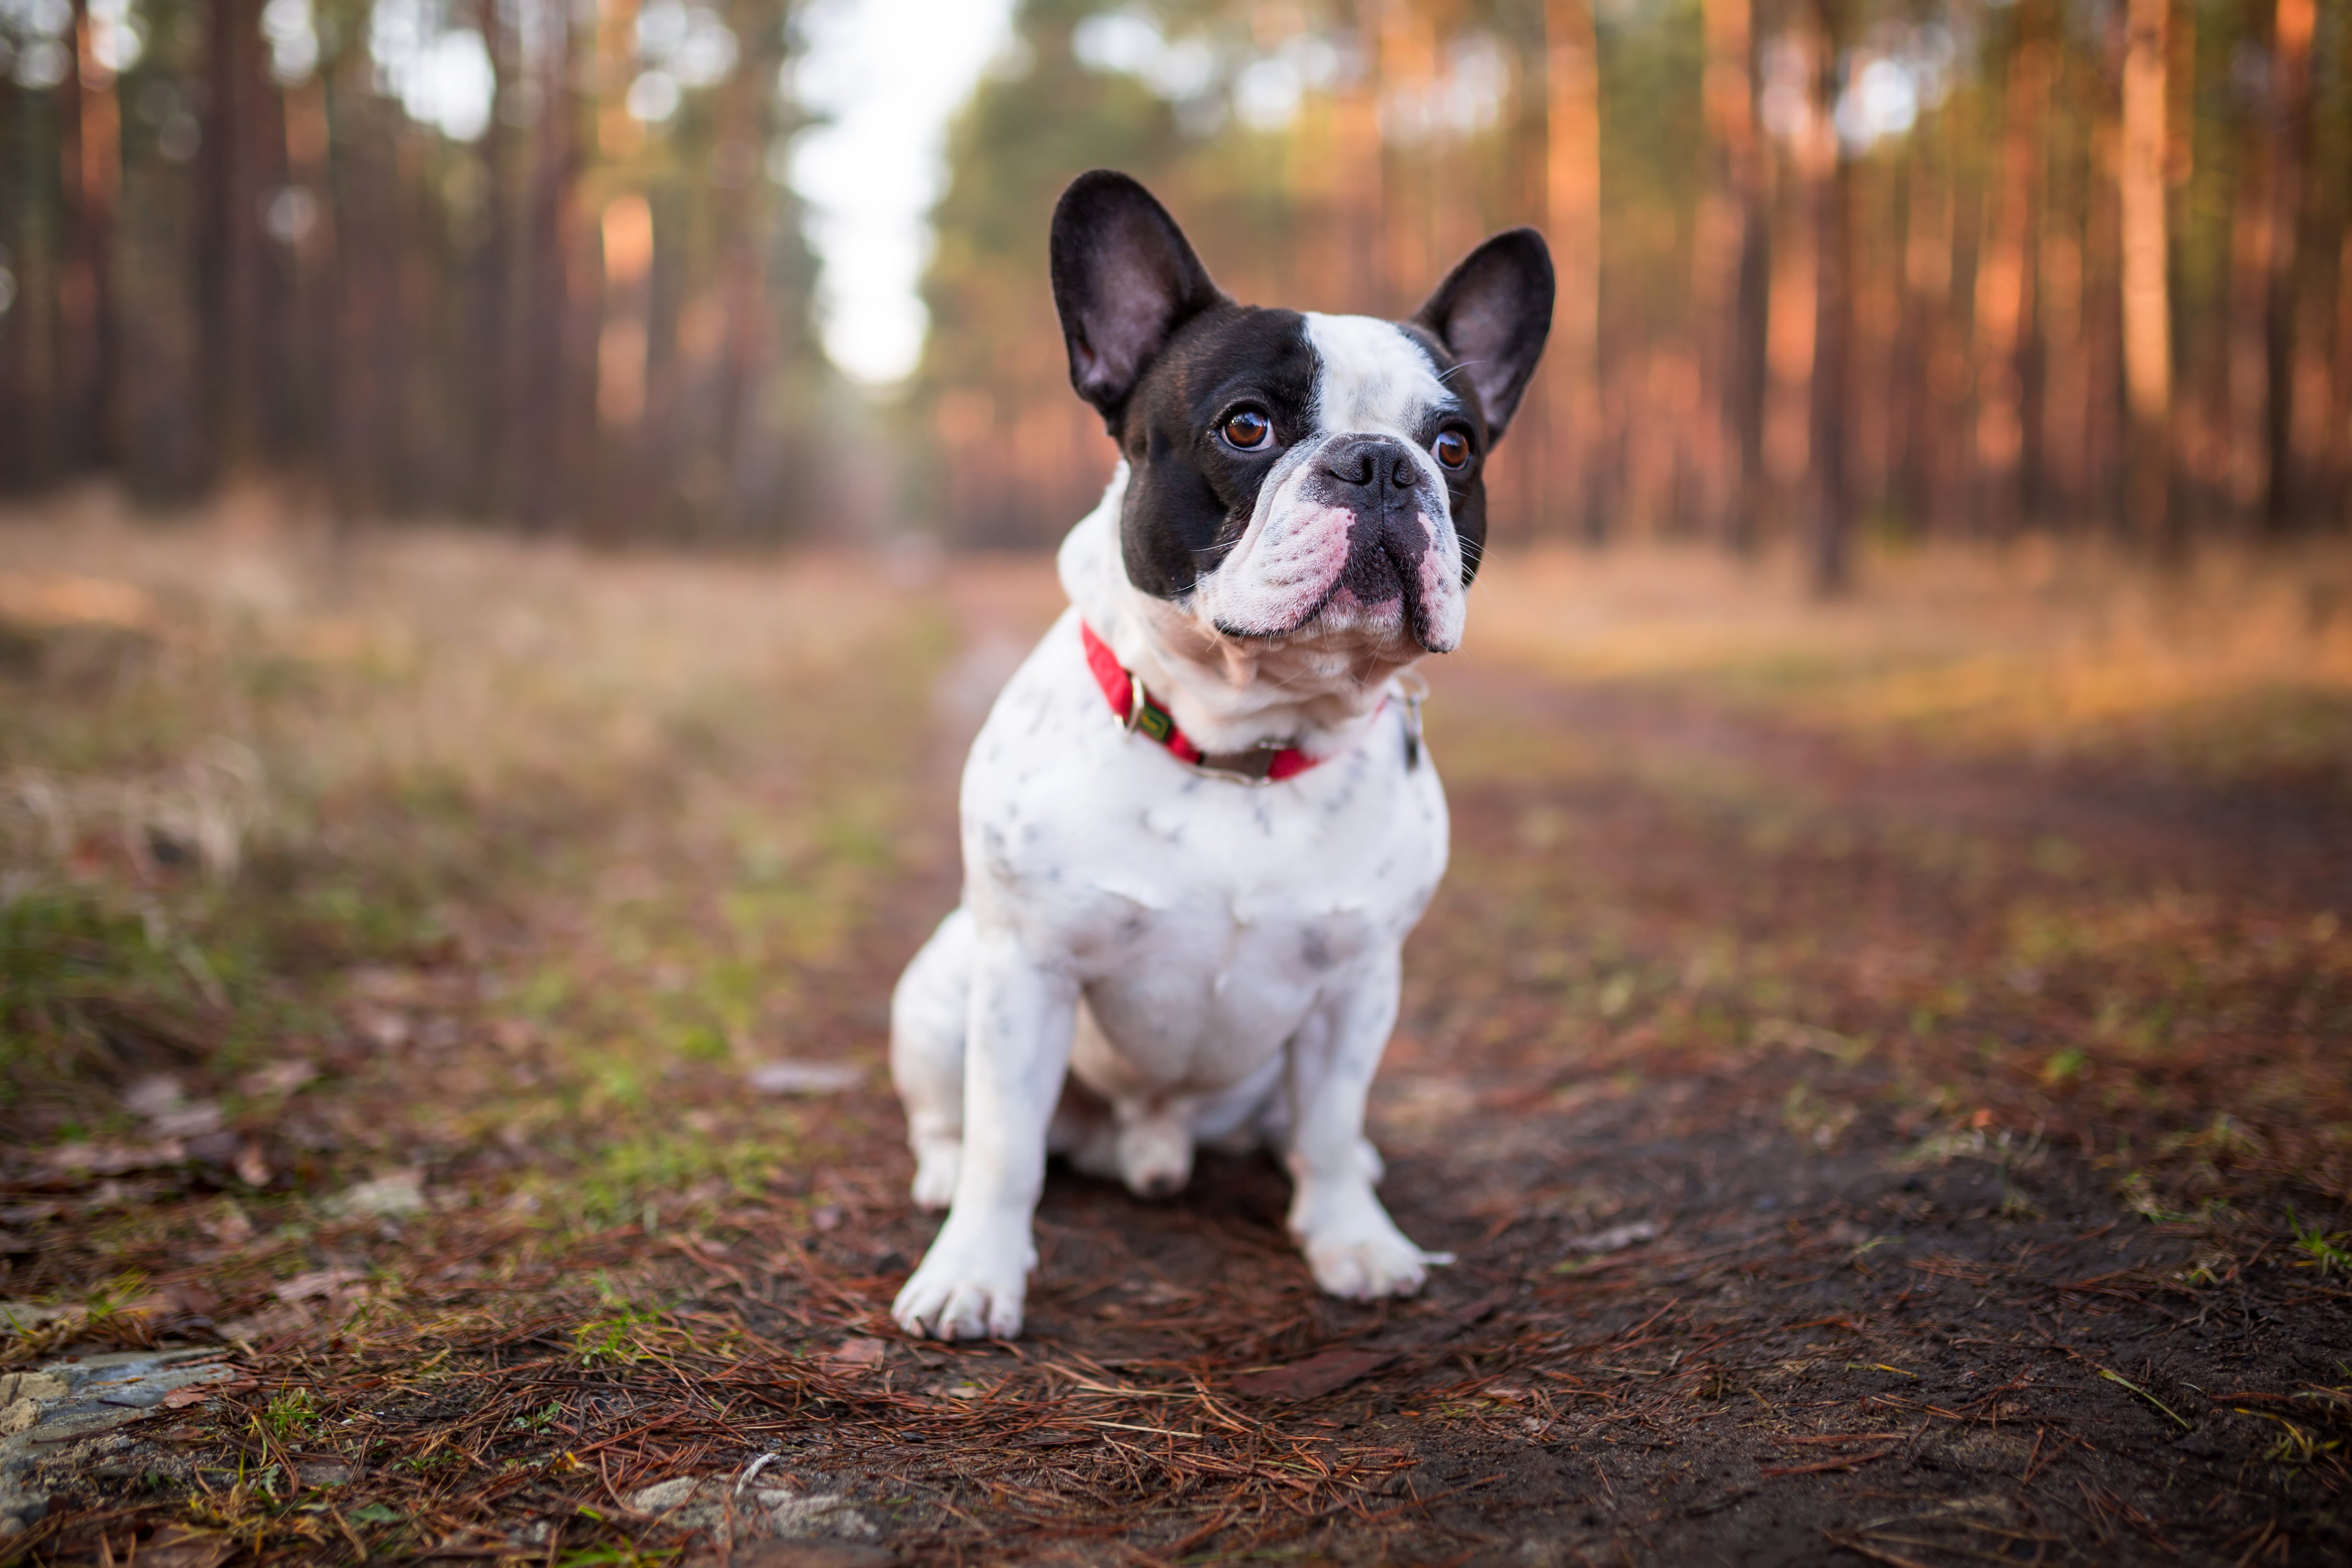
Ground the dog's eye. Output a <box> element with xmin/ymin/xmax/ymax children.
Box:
<box><xmin>1432</xmin><ymin>430</ymin><xmax>1472</xmax><ymax>470</ymax></box>
<box><xmin>1220</xmin><ymin>410</ymin><xmax>1273</xmax><ymax>452</ymax></box>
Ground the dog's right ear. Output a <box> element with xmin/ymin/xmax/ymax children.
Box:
<box><xmin>1050</xmin><ymin>170</ymin><xmax>1225</xmax><ymax>436</ymax></box>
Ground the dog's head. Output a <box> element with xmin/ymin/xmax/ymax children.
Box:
<box><xmin>1051</xmin><ymin>170</ymin><xmax>1552</xmax><ymax>659</ymax></box>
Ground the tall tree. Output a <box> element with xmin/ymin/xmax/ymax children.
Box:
<box><xmin>2119</xmin><ymin>0</ymin><xmax>2175</xmax><ymax>546</ymax></box>
<box><xmin>1802</xmin><ymin>0</ymin><xmax>1849</xmax><ymax>589</ymax></box>
<box><xmin>1693</xmin><ymin>0</ymin><xmax>1767</xmax><ymax>548</ymax></box>
<box><xmin>1546</xmin><ymin>0</ymin><xmax>1601</xmax><ymax>541</ymax></box>
<box><xmin>202</xmin><ymin>0</ymin><xmax>272</xmax><ymax>469</ymax></box>
<box><xmin>1972</xmin><ymin>7</ymin><xmax>2050</xmax><ymax>532</ymax></box>
<box><xmin>2260</xmin><ymin>0</ymin><xmax>2315</xmax><ymax>528</ymax></box>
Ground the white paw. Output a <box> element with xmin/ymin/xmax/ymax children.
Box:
<box><xmin>891</xmin><ymin>1226</ymin><xmax>1032</xmax><ymax>1340</ymax></box>
<box><xmin>1305</xmin><ymin>1223</ymin><xmax>1447</xmax><ymax>1300</ymax></box>
<box><xmin>909</xmin><ymin>1140</ymin><xmax>961</xmax><ymax>1211</ymax></box>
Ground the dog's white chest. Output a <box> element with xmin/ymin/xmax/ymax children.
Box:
<box><xmin>960</xmin><ymin>613</ymin><xmax>1447</xmax><ymax>1093</ymax></box>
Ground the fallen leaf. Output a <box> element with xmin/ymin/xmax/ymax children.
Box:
<box><xmin>1232</xmin><ymin>1347</ymin><xmax>1396</xmax><ymax>1400</ymax></box>
<box><xmin>825</xmin><ymin>1335</ymin><xmax>887</xmax><ymax>1368</ymax></box>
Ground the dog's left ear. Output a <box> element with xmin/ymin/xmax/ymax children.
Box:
<box><xmin>1412</xmin><ymin>229</ymin><xmax>1554</xmax><ymax>441</ymax></box>
<box><xmin>1050</xmin><ymin>170</ymin><xmax>1226</xmax><ymax>437</ymax></box>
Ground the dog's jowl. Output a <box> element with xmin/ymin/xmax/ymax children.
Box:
<box><xmin>890</xmin><ymin>170</ymin><xmax>1553</xmax><ymax>1340</ymax></box>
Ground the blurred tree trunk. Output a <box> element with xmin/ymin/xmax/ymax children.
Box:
<box><xmin>0</xmin><ymin>66</ymin><xmax>25</xmax><ymax>488</ymax></box>
<box><xmin>282</xmin><ymin>75</ymin><xmax>335</xmax><ymax>460</ymax></box>
<box><xmin>1803</xmin><ymin>0</ymin><xmax>1849</xmax><ymax>591</ymax></box>
<box><xmin>519</xmin><ymin>0</ymin><xmax>583</xmax><ymax>529</ymax></box>
<box><xmin>1546</xmin><ymin>0</ymin><xmax>1600</xmax><ymax>541</ymax></box>
<box><xmin>2119</xmin><ymin>0</ymin><xmax>2174</xmax><ymax>547</ymax></box>
<box><xmin>2260</xmin><ymin>0</ymin><xmax>2314</xmax><ymax>529</ymax></box>
<box><xmin>1973</xmin><ymin>12</ymin><xmax>2050</xmax><ymax>534</ymax></box>
<box><xmin>60</xmin><ymin>0</ymin><xmax>119</xmax><ymax>470</ymax></box>
<box><xmin>330</xmin><ymin>78</ymin><xmax>393</xmax><ymax>515</ymax></box>
<box><xmin>2038</xmin><ymin>180</ymin><xmax>2088</xmax><ymax>524</ymax></box>
<box><xmin>461</xmin><ymin>0</ymin><xmax>509</xmax><ymax>514</ymax></box>
<box><xmin>1693</xmin><ymin>0</ymin><xmax>1766</xmax><ymax>549</ymax></box>
<box><xmin>2081</xmin><ymin>132</ymin><xmax>2124</xmax><ymax>531</ymax></box>
<box><xmin>2338</xmin><ymin>227</ymin><xmax>2352</xmax><ymax>529</ymax></box>
<box><xmin>1896</xmin><ymin>132</ymin><xmax>1953</xmax><ymax>537</ymax></box>
<box><xmin>203</xmin><ymin>0</ymin><xmax>271</xmax><ymax>470</ymax></box>
<box><xmin>1762</xmin><ymin>36</ymin><xmax>1817</xmax><ymax>534</ymax></box>
<box><xmin>710</xmin><ymin>0</ymin><xmax>769</xmax><ymax>536</ymax></box>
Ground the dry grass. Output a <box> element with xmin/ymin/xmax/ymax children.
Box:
<box><xmin>1473</xmin><ymin>537</ymin><xmax>2352</xmax><ymax>782</ymax></box>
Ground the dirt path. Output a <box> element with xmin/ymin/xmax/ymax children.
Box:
<box><xmin>4</xmin><ymin>544</ymin><xmax>2348</xmax><ymax>1566</ymax></box>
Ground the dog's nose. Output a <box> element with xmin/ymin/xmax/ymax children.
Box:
<box><xmin>1320</xmin><ymin>435</ymin><xmax>1421</xmax><ymax>495</ymax></box>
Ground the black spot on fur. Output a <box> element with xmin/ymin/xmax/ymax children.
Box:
<box><xmin>1115</xmin><ymin>305</ymin><xmax>1319</xmax><ymax>600</ymax></box>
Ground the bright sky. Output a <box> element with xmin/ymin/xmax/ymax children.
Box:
<box><xmin>788</xmin><ymin>0</ymin><xmax>1019</xmax><ymax>388</ymax></box>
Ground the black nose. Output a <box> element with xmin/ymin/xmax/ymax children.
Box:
<box><xmin>1320</xmin><ymin>435</ymin><xmax>1422</xmax><ymax>494</ymax></box>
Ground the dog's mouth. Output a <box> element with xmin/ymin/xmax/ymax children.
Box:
<box><xmin>1214</xmin><ymin>505</ymin><xmax>1459</xmax><ymax>653</ymax></box>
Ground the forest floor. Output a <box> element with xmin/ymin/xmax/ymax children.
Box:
<box><xmin>3</xmin><ymin>487</ymin><xmax>2351</xmax><ymax>1566</ymax></box>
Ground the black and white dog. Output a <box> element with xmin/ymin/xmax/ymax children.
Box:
<box><xmin>890</xmin><ymin>171</ymin><xmax>1553</xmax><ymax>1340</ymax></box>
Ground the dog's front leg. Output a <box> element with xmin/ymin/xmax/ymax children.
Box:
<box><xmin>891</xmin><ymin>927</ymin><xmax>1076</xmax><ymax>1340</ymax></box>
<box><xmin>1285</xmin><ymin>949</ymin><xmax>1450</xmax><ymax>1300</ymax></box>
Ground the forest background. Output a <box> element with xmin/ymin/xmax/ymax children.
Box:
<box><xmin>4</xmin><ymin>0</ymin><xmax>2350</xmax><ymax>573</ymax></box>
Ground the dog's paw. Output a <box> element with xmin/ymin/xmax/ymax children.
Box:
<box><xmin>909</xmin><ymin>1139</ymin><xmax>961</xmax><ymax>1211</ymax></box>
<box><xmin>892</xmin><ymin>1227</ymin><xmax>1031</xmax><ymax>1340</ymax></box>
<box><xmin>1305</xmin><ymin>1225</ymin><xmax>1448</xmax><ymax>1300</ymax></box>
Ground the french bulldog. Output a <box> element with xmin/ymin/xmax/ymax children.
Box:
<box><xmin>890</xmin><ymin>169</ymin><xmax>1553</xmax><ymax>1339</ymax></box>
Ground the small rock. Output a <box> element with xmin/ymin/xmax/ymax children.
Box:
<box><xmin>331</xmin><ymin>1171</ymin><xmax>424</xmax><ymax>1217</ymax></box>
<box><xmin>0</xmin><ymin>1398</ymin><xmax>39</xmax><ymax>1436</ymax></box>
<box><xmin>754</xmin><ymin>1489</ymin><xmax>875</xmax><ymax>1539</ymax></box>
<box><xmin>0</xmin><ymin>1373</ymin><xmax>67</xmax><ymax>1403</ymax></box>
<box><xmin>626</xmin><ymin>1475</ymin><xmax>704</xmax><ymax>1514</ymax></box>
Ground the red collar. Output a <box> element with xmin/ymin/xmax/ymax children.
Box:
<box><xmin>1079</xmin><ymin>620</ymin><xmax>1325</xmax><ymax>783</ymax></box>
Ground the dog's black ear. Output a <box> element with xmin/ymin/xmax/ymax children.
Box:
<box><xmin>1050</xmin><ymin>170</ymin><xmax>1225</xmax><ymax>435</ymax></box>
<box><xmin>1411</xmin><ymin>228</ymin><xmax>1554</xmax><ymax>441</ymax></box>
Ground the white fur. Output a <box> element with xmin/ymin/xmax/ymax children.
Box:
<box><xmin>890</xmin><ymin>317</ymin><xmax>1468</xmax><ymax>1341</ymax></box>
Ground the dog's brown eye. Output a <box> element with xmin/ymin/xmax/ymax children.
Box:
<box><xmin>1220</xmin><ymin>410</ymin><xmax>1273</xmax><ymax>451</ymax></box>
<box><xmin>1433</xmin><ymin>430</ymin><xmax>1471</xmax><ymax>470</ymax></box>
